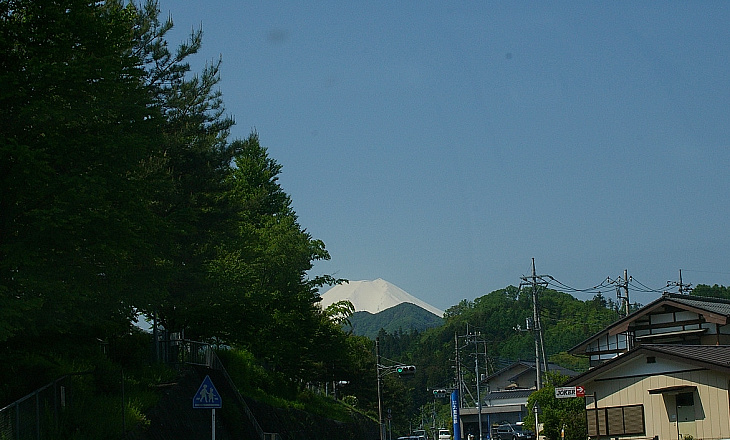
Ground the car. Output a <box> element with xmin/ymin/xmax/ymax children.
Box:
<box><xmin>495</xmin><ymin>423</ymin><xmax>535</xmax><ymax>440</ymax></box>
<box><xmin>438</xmin><ymin>428</ymin><xmax>451</xmax><ymax>440</ymax></box>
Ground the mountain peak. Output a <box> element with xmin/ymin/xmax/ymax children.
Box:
<box><xmin>320</xmin><ymin>279</ymin><xmax>443</xmax><ymax>317</ymax></box>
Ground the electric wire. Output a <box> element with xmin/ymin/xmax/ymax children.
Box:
<box><xmin>520</xmin><ymin>271</ymin><xmax>689</xmax><ymax>304</ymax></box>
<box><xmin>546</xmin><ymin>276</ymin><xmax>613</xmax><ymax>294</ymax></box>
<box><xmin>628</xmin><ymin>277</ymin><xmax>672</xmax><ymax>293</ymax></box>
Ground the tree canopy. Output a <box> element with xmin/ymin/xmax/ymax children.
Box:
<box><xmin>0</xmin><ymin>0</ymin><xmax>354</xmax><ymax>390</ymax></box>
<box><xmin>524</xmin><ymin>372</ymin><xmax>586</xmax><ymax>440</ymax></box>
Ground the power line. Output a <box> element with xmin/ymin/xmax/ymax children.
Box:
<box><xmin>628</xmin><ymin>277</ymin><xmax>667</xmax><ymax>293</ymax></box>
<box><xmin>680</xmin><ymin>268</ymin><xmax>730</xmax><ymax>277</ymax></box>
<box><xmin>538</xmin><ymin>272</ymin><xmax>687</xmax><ymax>297</ymax></box>
<box><xmin>545</xmin><ymin>276</ymin><xmax>612</xmax><ymax>294</ymax></box>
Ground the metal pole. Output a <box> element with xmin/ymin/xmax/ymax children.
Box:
<box><xmin>121</xmin><ymin>369</ymin><xmax>126</xmax><ymax>434</ymax></box>
<box><xmin>377</xmin><ymin>337</ymin><xmax>385</xmax><ymax>440</ymax></box>
<box><xmin>623</xmin><ymin>269</ymin><xmax>631</xmax><ymax>351</ymax></box>
<box><xmin>35</xmin><ymin>391</ymin><xmax>40</xmax><ymax>440</ymax></box>
<box><xmin>475</xmin><ymin>338</ymin><xmax>483</xmax><ymax>440</ymax></box>
<box><xmin>624</xmin><ymin>269</ymin><xmax>630</xmax><ymax>316</ymax></box>
<box><xmin>15</xmin><ymin>402</ymin><xmax>19</xmax><ymax>440</ymax></box>
<box><xmin>455</xmin><ymin>332</ymin><xmax>462</xmax><ymax>409</ymax></box>
<box><xmin>531</xmin><ymin>259</ymin><xmax>542</xmax><ymax>390</ymax></box>
<box><xmin>212</xmin><ymin>408</ymin><xmax>215</xmax><ymax>440</ymax></box>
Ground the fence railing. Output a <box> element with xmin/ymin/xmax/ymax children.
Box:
<box><xmin>208</xmin><ymin>349</ymin><xmax>273</xmax><ymax>440</ymax></box>
<box><xmin>0</xmin><ymin>372</ymin><xmax>90</xmax><ymax>440</ymax></box>
<box><xmin>158</xmin><ymin>338</ymin><xmax>276</xmax><ymax>440</ymax></box>
<box><xmin>1</xmin><ymin>338</ymin><xmax>272</xmax><ymax>440</ymax></box>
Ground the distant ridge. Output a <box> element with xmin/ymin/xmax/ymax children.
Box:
<box><xmin>349</xmin><ymin>302</ymin><xmax>444</xmax><ymax>339</ymax></box>
<box><xmin>320</xmin><ymin>278</ymin><xmax>443</xmax><ymax>316</ymax></box>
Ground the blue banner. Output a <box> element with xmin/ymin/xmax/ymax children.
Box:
<box><xmin>451</xmin><ymin>389</ymin><xmax>460</xmax><ymax>440</ymax></box>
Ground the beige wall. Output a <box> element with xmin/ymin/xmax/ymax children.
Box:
<box><xmin>585</xmin><ymin>358</ymin><xmax>730</xmax><ymax>440</ymax></box>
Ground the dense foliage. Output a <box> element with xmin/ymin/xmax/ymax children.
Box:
<box><xmin>374</xmin><ymin>287</ymin><xmax>620</xmax><ymax>434</ymax></box>
<box><xmin>524</xmin><ymin>372</ymin><xmax>586</xmax><ymax>440</ymax></box>
<box><xmin>691</xmin><ymin>284</ymin><xmax>730</xmax><ymax>300</ymax></box>
<box><xmin>0</xmin><ymin>0</ymin><xmax>354</xmax><ymax>403</ymax></box>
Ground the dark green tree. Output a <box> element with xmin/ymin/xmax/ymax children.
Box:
<box><xmin>128</xmin><ymin>1</ymin><xmax>241</xmax><ymax>335</ymax></box>
<box><xmin>524</xmin><ymin>372</ymin><xmax>587</xmax><ymax>440</ymax></box>
<box><xmin>200</xmin><ymin>132</ymin><xmax>338</xmax><ymax>383</ymax></box>
<box><xmin>691</xmin><ymin>284</ymin><xmax>730</xmax><ymax>300</ymax></box>
<box><xmin>0</xmin><ymin>0</ymin><xmax>162</xmax><ymax>344</ymax></box>
<box><xmin>129</xmin><ymin>4</ymin><xmax>344</xmax><ymax>388</ymax></box>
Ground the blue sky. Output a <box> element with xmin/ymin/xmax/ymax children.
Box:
<box><xmin>160</xmin><ymin>1</ymin><xmax>730</xmax><ymax>311</ymax></box>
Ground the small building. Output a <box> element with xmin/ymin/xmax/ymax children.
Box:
<box><xmin>460</xmin><ymin>361</ymin><xmax>576</xmax><ymax>439</ymax></box>
<box><xmin>564</xmin><ymin>344</ymin><xmax>730</xmax><ymax>440</ymax></box>
<box><xmin>565</xmin><ymin>293</ymin><xmax>730</xmax><ymax>440</ymax></box>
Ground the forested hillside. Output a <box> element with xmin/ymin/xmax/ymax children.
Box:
<box><xmin>371</xmin><ymin>286</ymin><xmax>621</xmax><ymax>433</ymax></box>
<box><xmin>349</xmin><ymin>302</ymin><xmax>444</xmax><ymax>338</ymax></box>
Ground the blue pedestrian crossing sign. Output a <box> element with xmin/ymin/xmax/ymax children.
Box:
<box><xmin>193</xmin><ymin>375</ymin><xmax>222</xmax><ymax>409</ymax></box>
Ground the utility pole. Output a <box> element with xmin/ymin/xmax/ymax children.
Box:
<box><xmin>454</xmin><ymin>332</ymin><xmax>462</xmax><ymax>409</ymax></box>
<box><xmin>610</xmin><ymin>269</ymin><xmax>631</xmax><ymax>318</ymax></box>
<box><xmin>609</xmin><ymin>270</ymin><xmax>632</xmax><ymax>351</ymax></box>
<box><xmin>520</xmin><ymin>258</ymin><xmax>548</xmax><ymax>390</ymax></box>
<box><xmin>456</xmin><ymin>328</ymin><xmax>476</xmax><ymax>408</ymax></box>
<box><xmin>473</xmin><ymin>334</ymin><xmax>484</xmax><ymax>440</ymax></box>
<box><xmin>376</xmin><ymin>337</ymin><xmax>385</xmax><ymax>440</ymax></box>
<box><xmin>667</xmin><ymin>269</ymin><xmax>692</xmax><ymax>295</ymax></box>
<box><xmin>455</xmin><ymin>328</ymin><xmax>490</xmax><ymax>439</ymax></box>
<box><xmin>376</xmin><ymin>340</ymin><xmax>417</xmax><ymax>440</ymax></box>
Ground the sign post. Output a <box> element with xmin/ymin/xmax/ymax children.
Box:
<box><xmin>193</xmin><ymin>375</ymin><xmax>222</xmax><ymax>440</ymax></box>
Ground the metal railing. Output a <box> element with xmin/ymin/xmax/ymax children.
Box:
<box><xmin>208</xmin><ymin>349</ymin><xmax>272</xmax><ymax>440</ymax></box>
<box><xmin>162</xmin><ymin>338</ymin><xmax>276</xmax><ymax>440</ymax></box>
<box><xmin>0</xmin><ymin>373</ymin><xmax>90</xmax><ymax>440</ymax></box>
<box><xmin>1</xmin><ymin>338</ymin><xmax>272</xmax><ymax>440</ymax></box>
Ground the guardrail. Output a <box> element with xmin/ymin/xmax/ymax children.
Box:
<box><xmin>0</xmin><ymin>372</ymin><xmax>91</xmax><ymax>440</ymax></box>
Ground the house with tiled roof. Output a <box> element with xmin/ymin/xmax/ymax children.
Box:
<box><xmin>568</xmin><ymin>293</ymin><xmax>730</xmax><ymax>367</ymax></box>
<box><xmin>565</xmin><ymin>293</ymin><xmax>730</xmax><ymax>440</ymax></box>
<box><xmin>565</xmin><ymin>344</ymin><xmax>730</xmax><ymax>440</ymax></box>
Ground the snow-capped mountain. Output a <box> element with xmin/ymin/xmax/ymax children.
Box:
<box><xmin>320</xmin><ymin>278</ymin><xmax>443</xmax><ymax>317</ymax></box>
